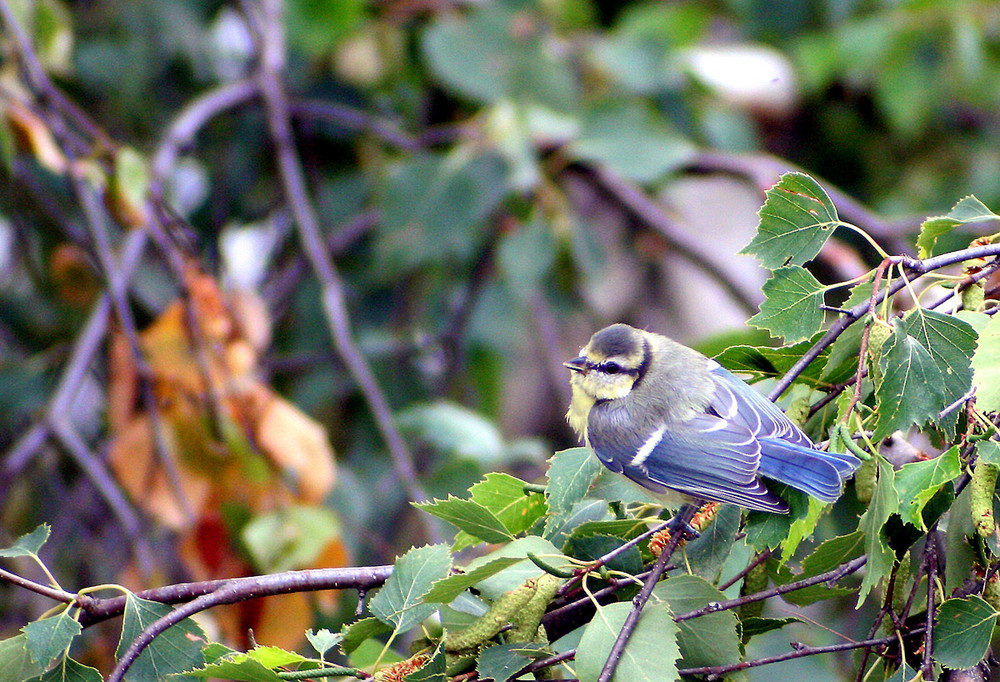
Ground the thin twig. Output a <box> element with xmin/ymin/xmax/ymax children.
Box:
<box><xmin>844</xmin><ymin>259</ymin><xmax>890</xmax><ymax>421</ymax></box>
<box><xmin>0</xmin><ymin>567</ymin><xmax>76</xmax><ymax>604</ymax></box>
<box><xmin>770</xmin><ymin>246</ymin><xmax>1000</xmax><ymax>400</ymax></box>
<box><xmin>77</xmin><ymin>564</ymin><xmax>393</xmax><ymax>627</ymax></box>
<box><xmin>250</xmin><ymin>0</ymin><xmax>437</xmax><ymax>538</ymax></box>
<box><xmin>577</xmin><ymin>164</ymin><xmax>760</xmax><ymax>315</ymax></box>
<box><xmin>923</xmin><ymin>528</ymin><xmax>939</xmax><ymax>679</ymax></box>
<box><xmin>718</xmin><ymin>548</ymin><xmax>773</xmax><ymax>592</ymax></box>
<box><xmin>677</xmin><ymin>627</ymin><xmax>926</xmax><ymax>679</ymax></box>
<box><xmin>596</xmin><ymin>505</ymin><xmax>696</xmax><ymax>682</ymax></box>
<box><xmin>674</xmin><ymin>555</ymin><xmax>868</xmax><ymax>622</ymax></box>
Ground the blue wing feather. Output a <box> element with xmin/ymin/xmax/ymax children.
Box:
<box><xmin>585</xmin><ymin>361</ymin><xmax>860</xmax><ymax>514</ymax></box>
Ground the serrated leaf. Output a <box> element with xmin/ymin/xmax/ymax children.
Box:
<box><xmin>461</xmin><ymin>537</ymin><xmax>563</xmax><ymax>601</ymax></box>
<box><xmin>748</xmin><ymin>266</ymin><xmax>826</xmax><ymax>343</ymax></box>
<box><xmin>917</xmin><ymin>196</ymin><xmax>1000</xmax><ymax>259</ymax></box>
<box><xmin>856</xmin><ymin>456</ymin><xmax>898</xmax><ymax>607</ymax></box>
<box><xmin>894</xmin><ymin>447</ymin><xmax>961</xmax><ymax>529</ymax></box>
<box><xmin>739</xmin><ymin>616</ymin><xmax>802</xmax><ymax>639</ymax></box>
<box><xmin>743</xmin><ymin>485</ymin><xmax>809</xmax><ymax>552</ymax></box>
<box><xmin>714</xmin><ymin>335</ymin><xmax>833</xmax><ymax>385</ymax></box>
<box><xmin>740</xmin><ymin>172</ymin><xmax>840</xmax><ymax>269</ymax></box>
<box><xmin>467</xmin><ymin>473</ymin><xmax>547</xmax><ymax>536</ymax></box>
<box><xmin>656</xmin><ymin>575</ymin><xmax>741</xmax><ymax>669</ymax></box>
<box><xmin>116</xmin><ymin>593</ymin><xmax>207</xmax><ymax>682</ymax></box>
<box><xmin>545</xmin><ymin>448</ymin><xmax>602</xmax><ymax>516</ymax></box>
<box><xmin>575</xmin><ymin>602</ymin><xmax>679</xmax><ymax>682</ymax></box>
<box><xmin>398</xmin><ymin>401</ymin><xmax>505</xmax><ymax>465</ymax></box>
<box><xmin>932</xmin><ymin>595</ymin><xmax>998</xmax><ymax>669</ymax></box>
<box><xmin>423</xmin><ymin>557</ymin><xmax>524</xmax><ymax>604</ymax></box>
<box><xmin>414</xmin><ymin>497</ymin><xmax>513</xmax><ymax>547</ymax></box>
<box><xmin>32</xmin><ymin>656</ymin><xmax>102</xmax><ymax>682</ymax></box>
<box><xmin>182</xmin><ymin>651</ymin><xmax>284</xmax><ymax>681</ymax></box>
<box><xmin>569</xmin><ymin>535</ymin><xmax>642</xmax><ymax>576</ymax></box>
<box><xmin>475</xmin><ymin>642</ymin><xmax>546</xmax><ymax>682</ymax></box>
<box><xmin>976</xmin><ymin>441</ymin><xmax>1000</xmax><ymax>466</ymax></box>
<box><xmin>0</xmin><ymin>524</ymin><xmax>51</xmax><ymax>559</ymax></box>
<box><xmin>778</xmin><ymin>530</ymin><xmax>866</xmax><ymax>606</ymax></box>
<box><xmin>339</xmin><ymin>617</ymin><xmax>391</xmax><ymax>655</ymax></box>
<box><xmin>543</xmin><ymin>499</ymin><xmax>611</xmax><ymax>549</ymax></box>
<box><xmin>0</xmin><ymin>634</ymin><xmax>47</xmax><ymax>680</ymax></box>
<box><xmin>901</xmin><ymin>310</ymin><xmax>977</xmax><ymax>425</ymax></box>
<box><xmin>405</xmin><ymin>642</ymin><xmax>447</xmax><ymax>682</ymax></box>
<box><xmin>972</xmin><ymin>314</ymin><xmax>1000</xmax><ymax>414</ymax></box>
<box><xmin>23</xmin><ymin>612</ymin><xmax>81</xmax><ymax>667</ymax></box>
<box><xmin>873</xmin><ymin>319</ymin><xmax>947</xmax><ymax>440</ymax></box>
<box><xmin>370</xmin><ymin>544</ymin><xmax>452</xmax><ymax>634</ymax></box>
<box><xmin>684</xmin><ymin>504</ymin><xmax>741</xmax><ymax>581</ymax></box>
<box><xmin>305</xmin><ymin>629</ymin><xmax>342</xmax><ymax>657</ymax></box>
<box><xmin>780</xmin><ymin>497</ymin><xmax>826</xmax><ymax>561</ymax></box>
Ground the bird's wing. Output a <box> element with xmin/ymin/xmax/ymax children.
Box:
<box><xmin>707</xmin><ymin>363</ymin><xmax>813</xmax><ymax>446</ymax></box>
<box><xmin>588</xmin><ymin>402</ymin><xmax>788</xmax><ymax>513</ymax></box>
<box><xmin>707</xmin><ymin>362</ymin><xmax>860</xmax><ymax>496</ymax></box>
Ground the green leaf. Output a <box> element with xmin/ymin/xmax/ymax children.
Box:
<box><xmin>976</xmin><ymin>441</ymin><xmax>1000</xmax><ymax>466</ymax></box>
<box><xmin>23</xmin><ymin>612</ymin><xmax>81</xmax><ymax>666</ymax></box>
<box><xmin>423</xmin><ymin>557</ymin><xmax>524</xmax><ymax>604</ymax></box>
<box><xmin>739</xmin><ymin>616</ymin><xmax>802</xmax><ymax>639</ymax></box>
<box><xmin>894</xmin><ymin>447</ymin><xmax>961</xmax><ymax>529</ymax></box>
<box><xmin>655</xmin><ymin>575</ymin><xmax>741</xmax><ymax>669</ymax></box>
<box><xmin>182</xmin><ymin>652</ymin><xmax>284</xmax><ymax>681</ymax></box>
<box><xmin>241</xmin><ymin>505</ymin><xmax>340</xmax><ymax>573</ymax></box>
<box><xmin>567</xmin><ymin>519</ymin><xmax>651</xmax><ymax>542</ymax></box>
<box><xmin>740</xmin><ymin>172</ymin><xmax>840</xmax><ymax>269</ymax></box>
<box><xmin>780</xmin><ymin>497</ymin><xmax>826</xmax><ymax>561</ymax></box>
<box><xmin>467</xmin><ymin>473</ymin><xmax>548</xmax><ymax>536</ymax></box>
<box><xmin>570</xmin><ymin>100</ymin><xmax>693</xmax><ymax>183</ymax></box>
<box><xmin>574</xmin><ymin>602</ymin><xmax>679</xmax><ymax>682</ymax></box>
<box><xmin>916</xmin><ymin>196</ymin><xmax>1000</xmax><ymax>259</ymax></box>
<box><xmin>932</xmin><ymin>595</ymin><xmax>999</xmax><ymax>669</ymax></box>
<box><xmin>873</xmin><ymin>319</ymin><xmax>947</xmax><ymax>440</ymax></box>
<box><xmin>339</xmin><ymin>617</ymin><xmax>391</xmax><ymax>655</ymax></box>
<box><xmin>475</xmin><ymin>643</ymin><xmax>546</xmax><ymax>682</ymax></box>
<box><xmin>545</xmin><ymin>448</ymin><xmax>602</xmax><ymax>516</ymax></box>
<box><xmin>405</xmin><ymin>642</ymin><xmax>447</xmax><ymax>682</ymax></box>
<box><xmin>684</xmin><ymin>504</ymin><xmax>741</xmax><ymax>581</ymax></box>
<box><xmin>747</xmin><ymin>266</ymin><xmax>826</xmax><ymax>343</ymax></box>
<box><xmin>414</xmin><ymin>497</ymin><xmax>513</xmax><ymax>548</ymax></box>
<box><xmin>32</xmin><ymin>657</ymin><xmax>102</xmax><ymax>682</ymax></box>
<box><xmin>569</xmin><ymin>535</ymin><xmax>642</xmax><ymax>576</ymax></box>
<box><xmin>305</xmin><ymin>629</ymin><xmax>342</xmax><ymax>657</ymax></box>
<box><xmin>0</xmin><ymin>634</ymin><xmax>47</xmax><ymax>680</ymax></box>
<box><xmin>972</xmin><ymin>314</ymin><xmax>1000</xmax><ymax>414</ymax></box>
<box><xmin>370</xmin><ymin>544</ymin><xmax>452</xmax><ymax>634</ymax></box>
<box><xmin>543</xmin><ymin>499</ymin><xmax>611</xmax><ymax>549</ymax></box>
<box><xmin>856</xmin><ymin>456</ymin><xmax>898</xmax><ymax>607</ymax></box>
<box><xmin>398</xmin><ymin>401</ymin><xmax>505</xmax><ymax>465</ymax></box>
<box><xmin>376</xmin><ymin>153</ymin><xmax>508</xmax><ymax>277</ymax></box>
<box><xmin>421</xmin><ymin>3</ymin><xmax>579</xmax><ymax>110</ymax></box>
<box><xmin>778</xmin><ymin>531</ymin><xmax>865</xmax><ymax>606</ymax></box>
<box><xmin>0</xmin><ymin>525</ymin><xmax>51</xmax><ymax>559</ymax></box>
<box><xmin>461</xmin><ymin>536</ymin><xmax>563</xmax><ymax>601</ymax></box>
<box><xmin>116</xmin><ymin>593</ymin><xmax>207</xmax><ymax>682</ymax></box>
<box><xmin>743</xmin><ymin>485</ymin><xmax>809</xmax><ymax>552</ymax></box>
<box><xmin>901</xmin><ymin>309</ymin><xmax>977</xmax><ymax>434</ymax></box>
<box><xmin>714</xmin><ymin>334</ymin><xmax>832</xmax><ymax>385</ymax></box>
<box><xmin>286</xmin><ymin>0</ymin><xmax>364</xmax><ymax>56</ymax></box>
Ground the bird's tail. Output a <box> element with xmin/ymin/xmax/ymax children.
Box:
<box><xmin>758</xmin><ymin>438</ymin><xmax>861</xmax><ymax>503</ymax></box>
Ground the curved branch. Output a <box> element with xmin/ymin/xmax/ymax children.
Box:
<box><xmin>250</xmin><ymin>0</ymin><xmax>437</xmax><ymax>539</ymax></box>
<box><xmin>770</xmin><ymin>247</ymin><xmax>1000</xmax><ymax>400</ymax></box>
<box><xmin>77</xmin><ymin>564</ymin><xmax>393</xmax><ymax>627</ymax></box>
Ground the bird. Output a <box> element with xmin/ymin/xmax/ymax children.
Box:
<box><xmin>565</xmin><ymin>323</ymin><xmax>860</xmax><ymax>514</ymax></box>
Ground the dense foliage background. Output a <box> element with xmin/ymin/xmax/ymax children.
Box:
<box><xmin>5</xmin><ymin>0</ymin><xmax>1000</xmax><ymax>680</ymax></box>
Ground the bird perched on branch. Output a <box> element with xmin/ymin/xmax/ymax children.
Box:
<box><xmin>565</xmin><ymin>323</ymin><xmax>860</xmax><ymax>513</ymax></box>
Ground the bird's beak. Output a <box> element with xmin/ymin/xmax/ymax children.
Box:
<box><xmin>564</xmin><ymin>356</ymin><xmax>588</xmax><ymax>372</ymax></box>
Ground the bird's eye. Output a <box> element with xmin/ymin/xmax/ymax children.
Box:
<box><xmin>603</xmin><ymin>362</ymin><xmax>621</xmax><ymax>375</ymax></box>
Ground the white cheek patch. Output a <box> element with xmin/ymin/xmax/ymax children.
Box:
<box><xmin>630</xmin><ymin>425</ymin><xmax>666</xmax><ymax>467</ymax></box>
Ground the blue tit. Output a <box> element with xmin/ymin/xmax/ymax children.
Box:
<box><xmin>565</xmin><ymin>324</ymin><xmax>860</xmax><ymax>513</ymax></box>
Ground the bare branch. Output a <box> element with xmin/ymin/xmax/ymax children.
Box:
<box><xmin>249</xmin><ymin>0</ymin><xmax>437</xmax><ymax>538</ymax></box>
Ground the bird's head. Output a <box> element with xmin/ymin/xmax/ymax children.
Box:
<box><xmin>564</xmin><ymin>324</ymin><xmax>650</xmax><ymax>401</ymax></box>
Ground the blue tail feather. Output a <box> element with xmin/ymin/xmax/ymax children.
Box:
<box><xmin>758</xmin><ymin>438</ymin><xmax>860</xmax><ymax>503</ymax></box>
